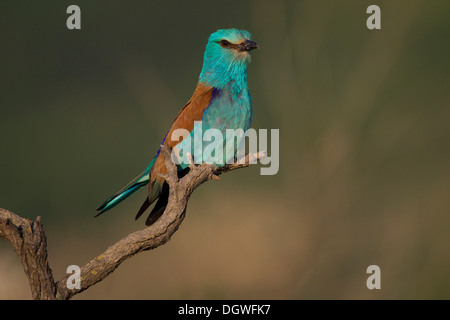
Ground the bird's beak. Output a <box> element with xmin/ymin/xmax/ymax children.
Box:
<box><xmin>239</xmin><ymin>40</ymin><xmax>259</xmax><ymax>52</ymax></box>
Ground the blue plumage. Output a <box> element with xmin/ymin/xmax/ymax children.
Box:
<box><xmin>97</xmin><ymin>28</ymin><xmax>258</xmax><ymax>224</ymax></box>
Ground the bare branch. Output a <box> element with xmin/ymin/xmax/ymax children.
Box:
<box><xmin>0</xmin><ymin>209</ymin><xmax>56</xmax><ymax>300</ymax></box>
<box><xmin>1</xmin><ymin>145</ymin><xmax>266</xmax><ymax>299</ymax></box>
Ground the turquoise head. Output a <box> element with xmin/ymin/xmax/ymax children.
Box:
<box><xmin>199</xmin><ymin>29</ymin><xmax>258</xmax><ymax>88</ymax></box>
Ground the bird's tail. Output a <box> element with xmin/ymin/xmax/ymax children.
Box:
<box><xmin>95</xmin><ymin>158</ymin><xmax>156</xmax><ymax>216</ymax></box>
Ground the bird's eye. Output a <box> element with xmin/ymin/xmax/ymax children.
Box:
<box><xmin>220</xmin><ymin>40</ymin><xmax>230</xmax><ymax>47</ymax></box>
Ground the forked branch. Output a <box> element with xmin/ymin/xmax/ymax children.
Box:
<box><xmin>0</xmin><ymin>145</ymin><xmax>266</xmax><ymax>299</ymax></box>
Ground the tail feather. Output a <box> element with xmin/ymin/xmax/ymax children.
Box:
<box><xmin>96</xmin><ymin>152</ymin><xmax>175</xmax><ymax>226</ymax></box>
<box><xmin>139</xmin><ymin>167</ymin><xmax>189</xmax><ymax>225</ymax></box>
<box><xmin>145</xmin><ymin>182</ymin><xmax>169</xmax><ymax>226</ymax></box>
<box><xmin>96</xmin><ymin>158</ymin><xmax>156</xmax><ymax>216</ymax></box>
<box><xmin>95</xmin><ymin>180</ymin><xmax>148</xmax><ymax>216</ymax></box>
<box><xmin>135</xmin><ymin>195</ymin><xmax>151</xmax><ymax>221</ymax></box>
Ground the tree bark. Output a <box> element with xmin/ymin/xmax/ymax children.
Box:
<box><xmin>0</xmin><ymin>145</ymin><xmax>265</xmax><ymax>300</ymax></box>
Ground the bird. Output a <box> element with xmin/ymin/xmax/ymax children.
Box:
<box><xmin>96</xmin><ymin>29</ymin><xmax>259</xmax><ymax>225</ymax></box>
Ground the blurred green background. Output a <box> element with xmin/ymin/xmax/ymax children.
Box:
<box><xmin>1</xmin><ymin>0</ymin><xmax>449</xmax><ymax>299</ymax></box>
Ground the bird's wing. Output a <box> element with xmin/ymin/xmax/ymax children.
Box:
<box><xmin>136</xmin><ymin>83</ymin><xmax>216</xmax><ymax>224</ymax></box>
<box><xmin>164</xmin><ymin>83</ymin><xmax>215</xmax><ymax>148</ymax></box>
<box><xmin>149</xmin><ymin>83</ymin><xmax>215</xmax><ymax>178</ymax></box>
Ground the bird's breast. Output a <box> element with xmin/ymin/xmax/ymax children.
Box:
<box><xmin>203</xmin><ymin>84</ymin><xmax>252</xmax><ymax>131</ymax></box>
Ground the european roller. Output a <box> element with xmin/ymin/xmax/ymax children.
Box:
<box><xmin>96</xmin><ymin>29</ymin><xmax>259</xmax><ymax>225</ymax></box>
